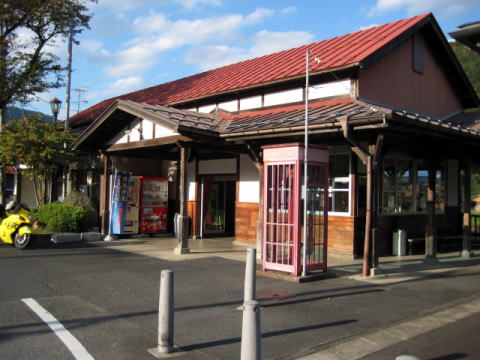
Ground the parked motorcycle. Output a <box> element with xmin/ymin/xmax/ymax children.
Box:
<box><xmin>0</xmin><ymin>201</ymin><xmax>34</xmax><ymax>249</ymax></box>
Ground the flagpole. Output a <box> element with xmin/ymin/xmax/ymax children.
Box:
<box><xmin>302</xmin><ymin>49</ymin><xmax>310</xmax><ymax>277</ymax></box>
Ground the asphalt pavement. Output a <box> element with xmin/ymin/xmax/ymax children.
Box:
<box><xmin>0</xmin><ymin>238</ymin><xmax>479</xmax><ymax>360</ymax></box>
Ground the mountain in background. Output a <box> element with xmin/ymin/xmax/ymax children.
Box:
<box><xmin>4</xmin><ymin>106</ymin><xmax>54</xmax><ymax>123</ymax></box>
<box><xmin>451</xmin><ymin>41</ymin><xmax>480</xmax><ymax>100</ymax></box>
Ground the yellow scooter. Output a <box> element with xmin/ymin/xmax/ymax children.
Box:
<box><xmin>0</xmin><ymin>201</ymin><xmax>33</xmax><ymax>249</ymax></box>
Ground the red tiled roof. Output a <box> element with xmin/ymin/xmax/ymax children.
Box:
<box><xmin>70</xmin><ymin>13</ymin><xmax>432</xmax><ymax>127</ymax></box>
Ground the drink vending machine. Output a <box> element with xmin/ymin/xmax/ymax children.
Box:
<box><xmin>111</xmin><ymin>171</ymin><xmax>131</xmax><ymax>234</ymax></box>
<box><xmin>139</xmin><ymin>176</ymin><xmax>168</xmax><ymax>233</ymax></box>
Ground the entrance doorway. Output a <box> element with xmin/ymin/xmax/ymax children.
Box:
<box><xmin>200</xmin><ymin>176</ymin><xmax>236</xmax><ymax>237</ymax></box>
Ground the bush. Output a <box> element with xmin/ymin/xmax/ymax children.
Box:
<box><xmin>34</xmin><ymin>202</ymin><xmax>88</xmax><ymax>233</ymax></box>
<box><xmin>63</xmin><ymin>191</ymin><xmax>98</xmax><ymax>230</ymax></box>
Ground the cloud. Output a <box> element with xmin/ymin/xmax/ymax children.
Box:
<box><xmin>185</xmin><ymin>30</ymin><xmax>315</xmax><ymax>71</ymax></box>
<box><xmin>368</xmin><ymin>0</ymin><xmax>480</xmax><ymax>17</ymax></box>
<box><xmin>96</xmin><ymin>0</ymin><xmax>222</xmax><ymax>12</ymax></box>
<box><xmin>176</xmin><ymin>0</ymin><xmax>222</xmax><ymax>11</ymax></box>
<box><xmin>280</xmin><ymin>6</ymin><xmax>297</xmax><ymax>16</ymax></box>
<box><xmin>106</xmin><ymin>8</ymin><xmax>276</xmax><ymax>77</ymax></box>
<box><xmin>358</xmin><ymin>24</ymin><xmax>380</xmax><ymax>31</ymax></box>
<box><xmin>88</xmin><ymin>76</ymin><xmax>145</xmax><ymax>101</ymax></box>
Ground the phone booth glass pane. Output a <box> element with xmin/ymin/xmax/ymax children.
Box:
<box><xmin>302</xmin><ymin>163</ymin><xmax>328</xmax><ymax>271</ymax></box>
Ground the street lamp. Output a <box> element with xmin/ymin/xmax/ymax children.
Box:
<box><xmin>49</xmin><ymin>97</ymin><xmax>62</xmax><ymax>124</ymax></box>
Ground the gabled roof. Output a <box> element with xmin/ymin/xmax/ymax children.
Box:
<box><xmin>72</xmin><ymin>99</ymin><xmax>226</xmax><ymax>151</ymax></box>
<box><xmin>70</xmin><ymin>13</ymin><xmax>437</xmax><ymax>127</ymax></box>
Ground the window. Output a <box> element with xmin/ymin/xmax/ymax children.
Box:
<box><xmin>381</xmin><ymin>157</ymin><xmax>445</xmax><ymax>214</ymax></box>
<box><xmin>329</xmin><ymin>154</ymin><xmax>350</xmax><ymax>214</ymax></box>
<box><xmin>412</xmin><ymin>33</ymin><xmax>425</xmax><ymax>74</ymax></box>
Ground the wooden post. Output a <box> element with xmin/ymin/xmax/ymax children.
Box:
<box><xmin>101</xmin><ymin>154</ymin><xmax>111</xmax><ymax>235</ymax></box>
<box><xmin>362</xmin><ymin>155</ymin><xmax>373</xmax><ymax>276</ymax></box>
<box><xmin>462</xmin><ymin>157</ymin><xmax>472</xmax><ymax>258</ymax></box>
<box><xmin>174</xmin><ymin>145</ymin><xmax>190</xmax><ymax>254</ymax></box>
<box><xmin>425</xmin><ymin>166</ymin><xmax>437</xmax><ymax>261</ymax></box>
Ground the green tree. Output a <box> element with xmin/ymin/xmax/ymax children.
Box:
<box><xmin>0</xmin><ymin>115</ymin><xmax>76</xmax><ymax>205</ymax></box>
<box><xmin>0</xmin><ymin>0</ymin><xmax>92</xmax><ymax>125</ymax></box>
<box><xmin>450</xmin><ymin>41</ymin><xmax>480</xmax><ymax>100</ymax></box>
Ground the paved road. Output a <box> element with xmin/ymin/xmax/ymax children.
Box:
<box><xmin>360</xmin><ymin>312</ymin><xmax>480</xmax><ymax>360</ymax></box>
<box><xmin>1</xmin><ymin>241</ymin><xmax>479</xmax><ymax>360</ymax></box>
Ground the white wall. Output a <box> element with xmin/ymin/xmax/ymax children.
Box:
<box><xmin>187</xmin><ymin>159</ymin><xmax>196</xmax><ymax>201</ymax></box>
<box><xmin>239</xmin><ymin>154</ymin><xmax>259</xmax><ymax>203</ymax></box>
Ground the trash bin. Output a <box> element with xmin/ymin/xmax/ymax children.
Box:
<box><xmin>392</xmin><ymin>229</ymin><xmax>406</xmax><ymax>256</ymax></box>
<box><xmin>174</xmin><ymin>213</ymin><xmax>190</xmax><ymax>239</ymax></box>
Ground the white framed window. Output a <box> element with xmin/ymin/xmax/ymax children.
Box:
<box><xmin>328</xmin><ymin>154</ymin><xmax>351</xmax><ymax>216</ymax></box>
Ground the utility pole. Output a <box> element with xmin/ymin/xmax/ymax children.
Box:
<box><xmin>65</xmin><ymin>25</ymin><xmax>73</xmax><ymax>130</ymax></box>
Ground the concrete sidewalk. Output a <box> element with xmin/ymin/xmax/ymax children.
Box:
<box><xmin>89</xmin><ymin>236</ymin><xmax>480</xmax><ymax>359</ymax></box>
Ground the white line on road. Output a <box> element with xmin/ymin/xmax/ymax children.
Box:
<box><xmin>22</xmin><ymin>298</ymin><xmax>95</xmax><ymax>360</ymax></box>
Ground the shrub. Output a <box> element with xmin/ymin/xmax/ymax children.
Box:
<box><xmin>34</xmin><ymin>202</ymin><xmax>88</xmax><ymax>233</ymax></box>
<box><xmin>63</xmin><ymin>191</ymin><xmax>98</xmax><ymax>230</ymax></box>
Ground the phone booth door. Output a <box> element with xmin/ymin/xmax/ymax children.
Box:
<box><xmin>263</xmin><ymin>162</ymin><xmax>299</xmax><ymax>274</ymax></box>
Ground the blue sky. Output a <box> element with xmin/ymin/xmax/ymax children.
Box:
<box><xmin>28</xmin><ymin>0</ymin><xmax>480</xmax><ymax>118</ymax></box>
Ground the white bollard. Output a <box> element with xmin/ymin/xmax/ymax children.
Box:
<box><xmin>158</xmin><ymin>269</ymin><xmax>174</xmax><ymax>354</ymax></box>
<box><xmin>240</xmin><ymin>248</ymin><xmax>261</xmax><ymax>360</ymax></box>
<box><xmin>244</xmin><ymin>248</ymin><xmax>257</xmax><ymax>302</ymax></box>
<box><xmin>395</xmin><ymin>356</ymin><xmax>422</xmax><ymax>360</ymax></box>
<box><xmin>240</xmin><ymin>300</ymin><xmax>261</xmax><ymax>360</ymax></box>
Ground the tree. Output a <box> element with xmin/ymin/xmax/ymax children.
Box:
<box><xmin>0</xmin><ymin>0</ymin><xmax>92</xmax><ymax>125</ymax></box>
<box><xmin>450</xmin><ymin>41</ymin><xmax>480</xmax><ymax>100</ymax></box>
<box><xmin>0</xmin><ymin>115</ymin><xmax>76</xmax><ymax>205</ymax></box>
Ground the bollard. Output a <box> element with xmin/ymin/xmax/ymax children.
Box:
<box><xmin>244</xmin><ymin>248</ymin><xmax>256</xmax><ymax>302</ymax></box>
<box><xmin>395</xmin><ymin>356</ymin><xmax>422</xmax><ymax>360</ymax></box>
<box><xmin>240</xmin><ymin>300</ymin><xmax>261</xmax><ymax>360</ymax></box>
<box><xmin>158</xmin><ymin>269</ymin><xmax>174</xmax><ymax>354</ymax></box>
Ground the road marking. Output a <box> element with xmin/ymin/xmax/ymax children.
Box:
<box><xmin>22</xmin><ymin>298</ymin><xmax>94</xmax><ymax>360</ymax></box>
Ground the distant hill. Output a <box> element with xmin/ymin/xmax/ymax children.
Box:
<box><xmin>450</xmin><ymin>41</ymin><xmax>480</xmax><ymax>100</ymax></box>
<box><xmin>4</xmin><ymin>106</ymin><xmax>54</xmax><ymax>123</ymax></box>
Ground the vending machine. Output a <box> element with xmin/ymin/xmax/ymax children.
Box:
<box><xmin>139</xmin><ymin>177</ymin><xmax>168</xmax><ymax>233</ymax></box>
<box><xmin>111</xmin><ymin>171</ymin><xmax>131</xmax><ymax>234</ymax></box>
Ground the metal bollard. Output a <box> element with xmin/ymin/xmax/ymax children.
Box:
<box><xmin>158</xmin><ymin>269</ymin><xmax>174</xmax><ymax>354</ymax></box>
<box><xmin>240</xmin><ymin>300</ymin><xmax>261</xmax><ymax>360</ymax></box>
<box><xmin>395</xmin><ymin>356</ymin><xmax>422</xmax><ymax>360</ymax></box>
<box><xmin>244</xmin><ymin>248</ymin><xmax>257</xmax><ymax>302</ymax></box>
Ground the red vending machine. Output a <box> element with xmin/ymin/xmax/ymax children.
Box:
<box><xmin>139</xmin><ymin>177</ymin><xmax>169</xmax><ymax>234</ymax></box>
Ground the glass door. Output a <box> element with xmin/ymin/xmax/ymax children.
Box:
<box><xmin>201</xmin><ymin>176</ymin><xmax>236</xmax><ymax>236</ymax></box>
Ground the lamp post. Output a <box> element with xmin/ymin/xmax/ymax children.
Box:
<box><xmin>49</xmin><ymin>97</ymin><xmax>62</xmax><ymax>124</ymax></box>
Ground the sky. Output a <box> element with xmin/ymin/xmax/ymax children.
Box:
<box><xmin>26</xmin><ymin>0</ymin><xmax>480</xmax><ymax>119</ymax></box>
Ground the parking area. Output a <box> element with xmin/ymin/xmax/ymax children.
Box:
<box><xmin>1</xmin><ymin>240</ymin><xmax>479</xmax><ymax>360</ymax></box>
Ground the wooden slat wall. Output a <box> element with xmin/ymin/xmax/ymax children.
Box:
<box><xmin>187</xmin><ymin>200</ymin><xmax>199</xmax><ymax>237</ymax></box>
<box><xmin>235</xmin><ymin>202</ymin><xmax>258</xmax><ymax>243</ymax></box>
<box><xmin>328</xmin><ymin>216</ymin><xmax>355</xmax><ymax>254</ymax></box>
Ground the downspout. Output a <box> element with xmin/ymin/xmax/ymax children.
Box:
<box><xmin>339</xmin><ymin>115</ymin><xmax>372</xmax><ymax>277</ymax></box>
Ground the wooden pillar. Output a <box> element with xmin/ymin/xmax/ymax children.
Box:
<box><xmin>425</xmin><ymin>166</ymin><xmax>437</xmax><ymax>260</ymax></box>
<box><xmin>362</xmin><ymin>155</ymin><xmax>373</xmax><ymax>276</ymax></box>
<box><xmin>174</xmin><ymin>145</ymin><xmax>190</xmax><ymax>254</ymax></box>
<box><xmin>101</xmin><ymin>153</ymin><xmax>111</xmax><ymax>236</ymax></box>
<box><xmin>462</xmin><ymin>157</ymin><xmax>472</xmax><ymax>258</ymax></box>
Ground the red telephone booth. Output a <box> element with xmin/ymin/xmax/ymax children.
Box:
<box><xmin>262</xmin><ymin>144</ymin><xmax>329</xmax><ymax>276</ymax></box>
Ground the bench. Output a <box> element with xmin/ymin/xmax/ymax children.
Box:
<box><xmin>396</xmin><ymin>217</ymin><xmax>463</xmax><ymax>255</ymax></box>
<box><xmin>396</xmin><ymin>217</ymin><xmax>426</xmax><ymax>255</ymax></box>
